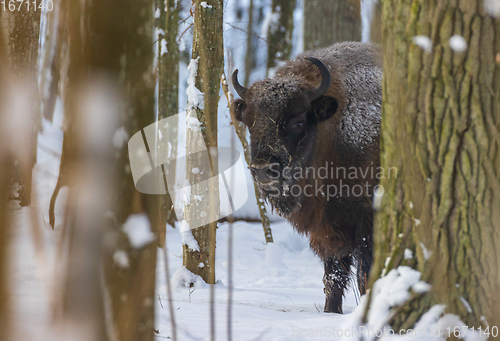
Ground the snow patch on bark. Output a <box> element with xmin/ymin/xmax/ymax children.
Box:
<box><xmin>112</xmin><ymin>126</ymin><xmax>128</xmax><ymax>149</ymax></box>
<box><xmin>113</xmin><ymin>250</ymin><xmax>130</xmax><ymax>268</ymax></box>
<box><xmin>449</xmin><ymin>35</ymin><xmax>468</xmax><ymax>52</ymax></box>
<box><xmin>122</xmin><ymin>213</ymin><xmax>155</xmax><ymax>248</ymax></box>
<box><xmin>186</xmin><ymin>116</ymin><xmax>202</xmax><ymax>132</ymax></box>
<box><xmin>484</xmin><ymin>0</ymin><xmax>500</xmax><ymax>17</ymax></box>
<box><xmin>420</xmin><ymin>242</ymin><xmax>433</xmax><ymax>260</ymax></box>
<box><xmin>200</xmin><ymin>1</ymin><xmax>212</xmax><ymax>9</ymax></box>
<box><xmin>412</xmin><ymin>35</ymin><xmax>433</xmax><ymax>52</ymax></box>
<box><xmin>178</xmin><ymin>220</ymin><xmax>200</xmax><ymax>252</ymax></box>
<box><xmin>160</xmin><ymin>39</ymin><xmax>168</xmax><ymax>55</ymax></box>
<box><xmin>171</xmin><ymin>266</ymin><xmax>205</xmax><ymax>289</ymax></box>
<box><xmin>341</xmin><ymin>266</ymin><xmax>432</xmax><ymax>337</ymax></box>
<box><xmin>341</xmin><ymin>266</ymin><xmax>484</xmax><ymax>340</ymax></box>
<box><xmin>186</xmin><ymin>57</ymin><xmax>204</xmax><ymax>111</ymax></box>
<box><xmin>404</xmin><ymin>248</ymin><xmax>413</xmax><ymax>260</ymax></box>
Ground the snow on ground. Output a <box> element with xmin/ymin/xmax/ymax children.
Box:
<box><xmin>155</xmin><ymin>221</ymin><xmax>358</xmax><ymax>341</ymax></box>
<box><xmin>8</xmin><ymin>116</ymin><xmax>64</xmax><ymax>340</ymax></box>
<box><xmin>11</xmin><ymin>3</ymin><xmax>478</xmax><ymax>340</ymax></box>
<box><xmin>9</xmin><ymin>116</ymin><xmax>360</xmax><ymax>341</ymax></box>
<box><xmin>9</xmin><ymin>116</ymin><xmax>485</xmax><ymax>341</ymax></box>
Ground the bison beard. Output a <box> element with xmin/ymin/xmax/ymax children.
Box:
<box><xmin>232</xmin><ymin>42</ymin><xmax>382</xmax><ymax>313</ymax></box>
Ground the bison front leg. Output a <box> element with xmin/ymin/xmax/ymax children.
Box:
<box><xmin>356</xmin><ymin>235</ymin><xmax>373</xmax><ymax>295</ymax></box>
<box><xmin>322</xmin><ymin>256</ymin><xmax>352</xmax><ymax>313</ymax></box>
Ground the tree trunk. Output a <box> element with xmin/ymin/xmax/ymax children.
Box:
<box><xmin>371</xmin><ymin>0</ymin><xmax>500</xmax><ymax>331</ymax></box>
<box><xmin>243</xmin><ymin>0</ymin><xmax>254</xmax><ymax>87</ymax></box>
<box><xmin>303</xmin><ymin>0</ymin><xmax>361</xmax><ymax>51</ymax></box>
<box><xmin>56</xmin><ymin>0</ymin><xmax>159</xmax><ymax>339</ymax></box>
<box><xmin>6</xmin><ymin>6</ymin><xmax>41</xmax><ymax>206</ymax></box>
<box><xmin>266</xmin><ymin>0</ymin><xmax>296</xmax><ymax>75</ymax></box>
<box><xmin>183</xmin><ymin>0</ymin><xmax>223</xmax><ymax>285</ymax></box>
<box><xmin>0</xmin><ymin>28</ymin><xmax>13</xmax><ymax>341</ymax></box>
<box><xmin>0</xmin><ymin>22</ymin><xmax>34</xmax><ymax>340</ymax></box>
<box><xmin>89</xmin><ymin>0</ymin><xmax>158</xmax><ymax>339</ymax></box>
<box><xmin>155</xmin><ymin>0</ymin><xmax>180</xmax><ymax>247</ymax></box>
<box><xmin>369</xmin><ymin>0</ymin><xmax>382</xmax><ymax>43</ymax></box>
<box><xmin>241</xmin><ymin>0</ymin><xmax>266</xmax><ymax>86</ymax></box>
<box><xmin>0</xmin><ymin>145</ymin><xmax>13</xmax><ymax>341</ymax></box>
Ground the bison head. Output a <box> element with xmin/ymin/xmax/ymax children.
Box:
<box><xmin>232</xmin><ymin>57</ymin><xmax>339</xmax><ymax>216</ymax></box>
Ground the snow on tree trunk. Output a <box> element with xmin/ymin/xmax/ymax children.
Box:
<box><xmin>370</xmin><ymin>0</ymin><xmax>500</xmax><ymax>331</ymax></box>
<box><xmin>304</xmin><ymin>0</ymin><xmax>361</xmax><ymax>50</ymax></box>
<box><xmin>48</xmin><ymin>1</ymin><xmax>71</xmax><ymax>229</ymax></box>
<box><xmin>97</xmin><ymin>1</ymin><xmax>158</xmax><ymax>340</ymax></box>
<box><xmin>57</xmin><ymin>0</ymin><xmax>160</xmax><ymax>340</ymax></box>
<box><xmin>182</xmin><ymin>0</ymin><xmax>223</xmax><ymax>285</ymax></box>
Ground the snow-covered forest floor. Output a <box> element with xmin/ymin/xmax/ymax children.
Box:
<box><xmin>8</xmin><ymin>0</ymin><xmax>491</xmax><ymax>340</ymax></box>
<box><xmin>155</xmin><ymin>222</ymin><xmax>358</xmax><ymax>340</ymax></box>
<box><xmin>9</xmin><ymin>117</ymin><xmax>483</xmax><ymax>341</ymax></box>
<box><xmin>9</xmin><ymin>116</ymin><xmax>359</xmax><ymax>341</ymax></box>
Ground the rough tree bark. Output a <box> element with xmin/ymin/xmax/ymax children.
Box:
<box><xmin>266</xmin><ymin>0</ymin><xmax>296</xmax><ymax>75</ymax></box>
<box><xmin>303</xmin><ymin>0</ymin><xmax>361</xmax><ymax>50</ymax></box>
<box><xmin>371</xmin><ymin>0</ymin><xmax>500</xmax><ymax>332</ymax></box>
<box><xmin>183</xmin><ymin>0</ymin><xmax>223</xmax><ymax>285</ymax></box>
<box><xmin>58</xmin><ymin>0</ymin><xmax>159</xmax><ymax>339</ymax></box>
<box><xmin>90</xmin><ymin>0</ymin><xmax>159</xmax><ymax>339</ymax></box>
<box><xmin>155</xmin><ymin>0</ymin><xmax>180</xmax><ymax>247</ymax></box>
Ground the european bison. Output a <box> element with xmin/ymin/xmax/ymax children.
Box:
<box><xmin>232</xmin><ymin>42</ymin><xmax>382</xmax><ymax>313</ymax></box>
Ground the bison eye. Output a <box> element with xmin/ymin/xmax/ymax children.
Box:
<box><xmin>286</xmin><ymin>113</ymin><xmax>307</xmax><ymax>137</ymax></box>
<box><xmin>292</xmin><ymin>121</ymin><xmax>305</xmax><ymax>134</ymax></box>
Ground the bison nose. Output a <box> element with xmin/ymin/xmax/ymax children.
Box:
<box><xmin>250</xmin><ymin>163</ymin><xmax>278</xmax><ymax>184</ymax></box>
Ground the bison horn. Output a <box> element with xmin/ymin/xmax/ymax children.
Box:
<box><xmin>232</xmin><ymin>69</ymin><xmax>247</xmax><ymax>98</ymax></box>
<box><xmin>305</xmin><ymin>57</ymin><xmax>331</xmax><ymax>102</ymax></box>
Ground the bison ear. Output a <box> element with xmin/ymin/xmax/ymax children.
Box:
<box><xmin>311</xmin><ymin>96</ymin><xmax>338</xmax><ymax>122</ymax></box>
<box><xmin>231</xmin><ymin>99</ymin><xmax>246</xmax><ymax>123</ymax></box>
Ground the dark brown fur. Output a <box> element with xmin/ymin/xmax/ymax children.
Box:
<box><xmin>232</xmin><ymin>42</ymin><xmax>382</xmax><ymax>313</ymax></box>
